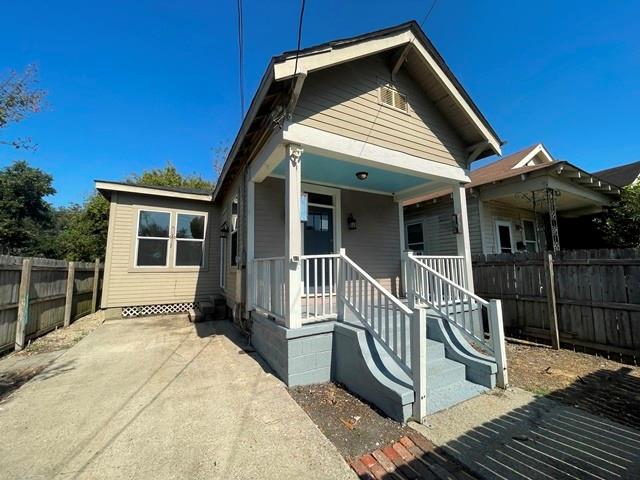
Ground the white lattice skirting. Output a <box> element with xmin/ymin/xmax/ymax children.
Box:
<box><xmin>122</xmin><ymin>302</ymin><xmax>198</xmax><ymax>318</ymax></box>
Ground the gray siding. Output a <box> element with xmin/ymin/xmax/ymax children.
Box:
<box><xmin>480</xmin><ymin>201</ymin><xmax>538</xmax><ymax>254</ymax></box>
<box><xmin>255</xmin><ymin>177</ymin><xmax>285</xmax><ymax>258</ymax></box>
<box><xmin>341</xmin><ymin>189</ymin><xmax>401</xmax><ymax>295</ymax></box>
<box><xmin>403</xmin><ymin>195</ymin><xmax>483</xmax><ymax>256</ymax></box>
<box><xmin>294</xmin><ymin>54</ymin><xmax>467</xmax><ymax>168</ymax></box>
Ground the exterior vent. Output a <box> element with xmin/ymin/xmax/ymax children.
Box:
<box><xmin>379</xmin><ymin>85</ymin><xmax>408</xmax><ymax>112</ymax></box>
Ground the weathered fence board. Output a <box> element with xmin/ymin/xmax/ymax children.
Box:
<box><xmin>473</xmin><ymin>249</ymin><xmax>640</xmax><ymax>362</ymax></box>
<box><xmin>0</xmin><ymin>255</ymin><xmax>103</xmax><ymax>353</ymax></box>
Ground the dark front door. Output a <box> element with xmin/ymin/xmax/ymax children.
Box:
<box><xmin>304</xmin><ymin>205</ymin><xmax>334</xmax><ymax>289</ymax></box>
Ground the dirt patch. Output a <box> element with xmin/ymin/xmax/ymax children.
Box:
<box><xmin>0</xmin><ymin>312</ymin><xmax>104</xmax><ymax>401</ymax></box>
<box><xmin>507</xmin><ymin>340</ymin><xmax>640</xmax><ymax>429</ymax></box>
<box><xmin>289</xmin><ymin>382</ymin><xmax>413</xmax><ymax>460</ymax></box>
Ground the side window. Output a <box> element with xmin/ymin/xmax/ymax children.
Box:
<box><xmin>230</xmin><ymin>195</ymin><xmax>239</xmax><ymax>267</ymax></box>
<box><xmin>522</xmin><ymin>220</ymin><xmax>537</xmax><ymax>252</ymax></box>
<box><xmin>406</xmin><ymin>222</ymin><xmax>425</xmax><ymax>254</ymax></box>
<box><xmin>496</xmin><ymin>221</ymin><xmax>513</xmax><ymax>254</ymax></box>
<box><xmin>175</xmin><ymin>213</ymin><xmax>206</xmax><ymax>266</ymax></box>
<box><xmin>136</xmin><ymin>210</ymin><xmax>170</xmax><ymax>266</ymax></box>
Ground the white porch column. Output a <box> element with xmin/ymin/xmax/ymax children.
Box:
<box><xmin>452</xmin><ymin>183</ymin><xmax>475</xmax><ymax>292</ymax></box>
<box><xmin>397</xmin><ymin>202</ymin><xmax>406</xmax><ymax>297</ymax></box>
<box><xmin>285</xmin><ymin>144</ymin><xmax>303</xmax><ymax>328</ymax></box>
<box><xmin>246</xmin><ymin>180</ymin><xmax>255</xmax><ymax>311</ymax></box>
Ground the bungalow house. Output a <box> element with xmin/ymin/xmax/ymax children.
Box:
<box><xmin>96</xmin><ymin>21</ymin><xmax>509</xmax><ymax>423</ymax></box>
<box><xmin>404</xmin><ymin>143</ymin><xmax>620</xmax><ymax>255</ymax></box>
<box><xmin>595</xmin><ymin>160</ymin><xmax>640</xmax><ymax>187</ymax></box>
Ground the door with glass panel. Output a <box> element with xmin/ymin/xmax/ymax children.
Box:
<box><xmin>303</xmin><ymin>192</ymin><xmax>335</xmax><ymax>292</ymax></box>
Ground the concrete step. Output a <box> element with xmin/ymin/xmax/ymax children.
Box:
<box><xmin>426</xmin><ymin>339</ymin><xmax>445</xmax><ymax>361</ymax></box>
<box><xmin>426</xmin><ymin>357</ymin><xmax>467</xmax><ymax>390</ymax></box>
<box><xmin>427</xmin><ymin>380</ymin><xmax>488</xmax><ymax>415</ymax></box>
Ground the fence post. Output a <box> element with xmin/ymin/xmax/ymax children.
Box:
<box><xmin>63</xmin><ymin>261</ymin><xmax>76</xmax><ymax>327</ymax></box>
<box><xmin>91</xmin><ymin>258</ymin><xmax>100</xmax><ymax>313</ymax></box>
<box><xmin>489</xmin><ymin>299</ymin><xmax>508</xmax><ymax>388</ymax></box>
<box><xmin>15</xmin><ymin>258</ymin><xmax>33</xmax><ymax>351</ymax></box>
<box><xmin>411</xmin><ymin>307</ymin><xmax>427</xmax><ymax>422</ymax></box>
<box><xmin>336</xmin><ymin>248</ymin><xmax>346</xmax><ymax>321</ymax></box>
<box><xmin>544</xmin><ymin>252</ymin><xmax>560</xmax><ymax>349</ymax></box>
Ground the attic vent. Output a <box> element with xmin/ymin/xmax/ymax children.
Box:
<box><xmin>379</xmin><ymin>85</ymin><xmax>407</xmax><ymax>112</ymax></box>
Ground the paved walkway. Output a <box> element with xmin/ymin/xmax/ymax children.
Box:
<box><xmin>410</xmin><ymin>388</ymin><xmax>640</xmax><ymax>480</ymax></box>
<box><xmin>0</xmin><ymin>315</ymin><xmax>354</xmax><ymax>479</ymax></box>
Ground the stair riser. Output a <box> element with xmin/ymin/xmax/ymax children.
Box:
<box><xmin>426</xmin><ymin>363</ymin><xmax>466</xmax><ymax>390</ymax></box>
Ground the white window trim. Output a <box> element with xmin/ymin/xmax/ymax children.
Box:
<box><xmin>495</xmin><ymin>220</ymin><xmax>515</xmax><ymax>254</ymax></box>
<box><xmin>219</xmin><ymin>235</ymin><xmax>227</xmax><ymax>291</ymax></box>
<box><xmin>405</xmin><ymin>221</ymin><xmax>425</xmax><ymax>253</ymax></box>
<box><xmin>134</xmin><ymin>208</ymin><xmax>171</xmax><ymax>268</ymax></box>
<box><xmin>378</xmin><ymin>84</ymin><xmax>409</xmax><ymax>114</ymax></box>
<box><xmin>173</xmin><ymin>211</ymin><xmax>208</xmax><ymax>269</ymax></box>
<box><xmin>133</xmin><ymin>207</ymin><xmax>209</xmax><ymax>271</ymax></box>
<box><xmin>521</xmin><ymin>218</ymin><xmax>538</xmax><ymax>252</ymax></box>
<box><xmin>229</xmin><ymin>194</ymin><xmax>239</xmax><ymax>270</ymax></box>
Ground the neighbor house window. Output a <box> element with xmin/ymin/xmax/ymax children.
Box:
<box><xmin>406</xmin><ymin>222</ymin><xmax>425</xmax><ymax>253</ymax></box>
<box><xmin>175</xmin><ymin>213</ymin><xmax>206</xmax><ymax>266</ymax></box>
<box><xmin>495</xmin><ymin>221</ymin><xmax>514</xmax><ymax>254</ymax></box>
<box><xmin>522</xmin><ymin>219</ymin><xmax>537</xmax><ymax>252</ymax></box>
<box><xmin>136</xmin><ymin>210</ymin><xmax>171</xmax><ymax>266</ymax></box>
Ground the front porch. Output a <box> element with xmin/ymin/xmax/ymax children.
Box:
<box><xmin>241</xmin><ymin>125</ymin><xmax>508</xmax><ymax>422</ymax></box>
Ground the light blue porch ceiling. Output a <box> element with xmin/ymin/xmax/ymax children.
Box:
<box><xmin>271</xmin><ymin>152</ymin><xmax>428</xmax><ymax>194</ymax></box>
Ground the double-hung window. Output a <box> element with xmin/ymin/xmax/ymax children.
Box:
<box><xmin>522</xmin><ymin>219</ymin><xmax>537</xmax><ymax>252</ymax></box>
<box><xmin>136</xmin><ymin>210</ymin><xmax>171</xmax><ymax>267</ymax></box>
<box><xmin>135</xmin><ymin>209</ymin><xmax>206</xmax><ymax>268</ymax></box>
<box><xmin>175</xmin><ymin>213</ymin><xmax>206</xmax><ymax>267</ymax></box>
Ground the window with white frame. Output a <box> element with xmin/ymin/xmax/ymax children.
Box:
<box><xmin>522</xmin><ymin>219</ymin><xmax>537</xmax><ymax>252</ymax></box>
<box><xmin>219</xmin><ymin>232</ymin><xmax>227</xmax><ymax>289</ymax></box>
<box><xmin>495</xmin><ymin>220</ymin><xmax>514</xmax><ymax>254</ymax></box>
<box><xmin>175</xmin><ymin>213</ymin><xmax>206</xmax><ymax>266</ymax></box>
<box><xmin>136</xmin><ymin>210</ymin><xmax>171</xmax><ymax>266</ymax></box>
<box><xmin>135</xmin><ymin>209</ymin><xmax>206</xmax><ymax>268</ymax></box>
<box><xmin>406</xmin><ymin>222</ymin><xmax>425</xmax><ymax>253</ymax></box>
<box><xmin>230</xmin><ymin>195</ymin><xmax>239</xmax><ymax>267</ymax></box>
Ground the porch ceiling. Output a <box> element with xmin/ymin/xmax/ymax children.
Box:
<box><xmin>271</xmin><ymin>152</ymin><xmax>429</xmax><ymax>194</ymax></box>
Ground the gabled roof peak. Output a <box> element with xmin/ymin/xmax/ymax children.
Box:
<box><xmin>510</xmin><ymin>143</ymin><xmax>554</xmax><ymax>170</ymax></box>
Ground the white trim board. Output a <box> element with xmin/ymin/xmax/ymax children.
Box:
<box><xmin>282</xmin><ymin>122</ymin><xmax>471</xmax><ymax>184</ymax></box>
<box><xmin>96</xmin><ymin>181</ymin><xmax>212</xmax><ymax>202</ymax></box>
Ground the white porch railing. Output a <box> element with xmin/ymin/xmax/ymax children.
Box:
<box><xmin>405</xmin><ymin>252</ymin><xmax>507</xmax><ymax>388</ymax></box>
<box><xmin>301</xmin><ymin>254</ymin><xmax>340</xmax><ymax>321</ymax></box>
<box><xmin>339</xmin><ymin>252</ymin><xmax>415</xmax><ymax>373</ymax></box>
<box><xmin>253</xmin><ymin>257</ymin><xmax>286</xmax><ymax>321</ymax></box>
<box><xmin>411</xmin><ymin>255</ymin><xmax>467</xmax><ymax>290</ymax></box>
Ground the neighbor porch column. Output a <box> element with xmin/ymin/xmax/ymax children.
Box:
<box><xmin>452</xmin><ymin>183</ymin><xmax>475</xmax><ymax>292</ymax></box>
<box><xmin>285</xmin><ymin>144</ymin><xmax>304</xmax><ymax>328</ymax></box>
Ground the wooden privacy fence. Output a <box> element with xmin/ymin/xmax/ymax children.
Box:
<box><xmin>472</xmin><ymin>249</ymin><xmax>640</xmax><ymax>362</ymax></box>
<box><xmin>0</xmin><ymin>255</ymin><xmax>103</xmax><ymax>354</ymax></box>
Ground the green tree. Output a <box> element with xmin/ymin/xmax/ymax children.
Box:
<box><xmin>597</xmin><ymin>183</ymin><xmax>640</xmax><ymax>248</ymax></box>
<box><xmin>52</xmin><ymin>194</ymin><xmax>110</xmax><ymax>261</ymax></box>
<box><xmin>127</xmin><ymin>161</ymin><xmax>214</xmax><ymax>190</ymax></box>
<box><xmin>0</xmin><ymin>160</ymin><xmax>55</xmax><ymax>254</ymax></box>
<box><xmin>0</xmin><ymin>65</ymin><xmax>46</xmax><ymax>150</ymax></box>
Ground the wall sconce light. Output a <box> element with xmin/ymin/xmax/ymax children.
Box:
<box><xmin>355</xmin><ymin>171</ymin><xmax>369</xmax><ymax>181</ymax></box>
<box><xmin>347</xmin><ymin>213</ymin><xmax>357</xmax><ymax>230</ymax></box>
<box><xmin>451</xmin><ymin>213</ymin><xmax>460</xmax><ymax>234</ymax></box>
<box><xmin>219</xmin><ymin>224</ymin><xmax>229</xmax><ymax>238</ymax></box>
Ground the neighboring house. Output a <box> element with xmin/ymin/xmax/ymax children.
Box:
<box><xmin>595</xmin><ymin>160</ymin><xmax>640</xmax><ymax>187</ymax></box>
<box><xmin>97</xmin><ymin>21</ymin><xmax>510</xmax><ymax>422</ymax></box>
<box><xmin>404</xmin><ymin>143</ymin><xmax>620</xmax><ymax>255</ymax></box>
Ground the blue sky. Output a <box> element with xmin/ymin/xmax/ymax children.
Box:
<box><xmin>1</xmin><ymin>0</ymin><xmax>639</xmax><ymax>206</ymax></box>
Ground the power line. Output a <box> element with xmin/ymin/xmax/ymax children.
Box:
<box><xmin>236</xmin><ymin>0</ymin><xmax>245</xmax><ymax>119</ymax></box>
<box><xmin>420</xmin><ymin>0</ymin><xmax>438</xmax><ymax>26</ymax></box>
<box><xmin>292</xmin><ymin>0</ymin><xmax>306</xmax><ymax>77</ymax></box>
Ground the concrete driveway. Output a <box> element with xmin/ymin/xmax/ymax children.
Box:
<box><xmin>0</xmin><ymin>315</ymin><xmax>354</xmax><ymax>480</ymax></box>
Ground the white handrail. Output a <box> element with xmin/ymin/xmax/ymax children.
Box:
<box><xmin>253</xmin><ymin>257</ymin><xmax>286</xmax><ymax>321</ymax></box>
<box><xmin>340</xmin><ymin>253</ymin><xmax>412</xmax><ymax>315</ymax></box>
<box><xmin>301</xmin><ymin>254</ymin><xmax>339</xmax><ymax>321</ymax></box>
<box><xmin>406</xmin><ymin>254</ymin><xmax>492</xmax><ymax>353</ymax></box>
<box><xmin>411</xmin><ymin>255</ymin><xmax>467</xmax><ymax>290</ymax></box>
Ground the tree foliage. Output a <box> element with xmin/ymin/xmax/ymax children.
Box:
<box><xmin>0</xmin><ymin>160</ymin><xmax>55</xmax><ymax>255</ymax></box>
<box><xmin>126</xmin><ymin>161</ymin><xmax>214</xmax><ymax>191</ymax></box>
<box><xmin>597</xmin><ymin>184</ymin><xmax>640</xmax><ymax>248</ymax></box>
<box><xmin>0</xmin><ymin>65</ymin><xmax>46</xmax><ymax>150</ymax></box>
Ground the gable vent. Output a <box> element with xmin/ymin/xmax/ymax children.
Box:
<box><xmin>379</xmin><ymin>85</ymin><xmax>408</xmax><ymax>113</ymax></box>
